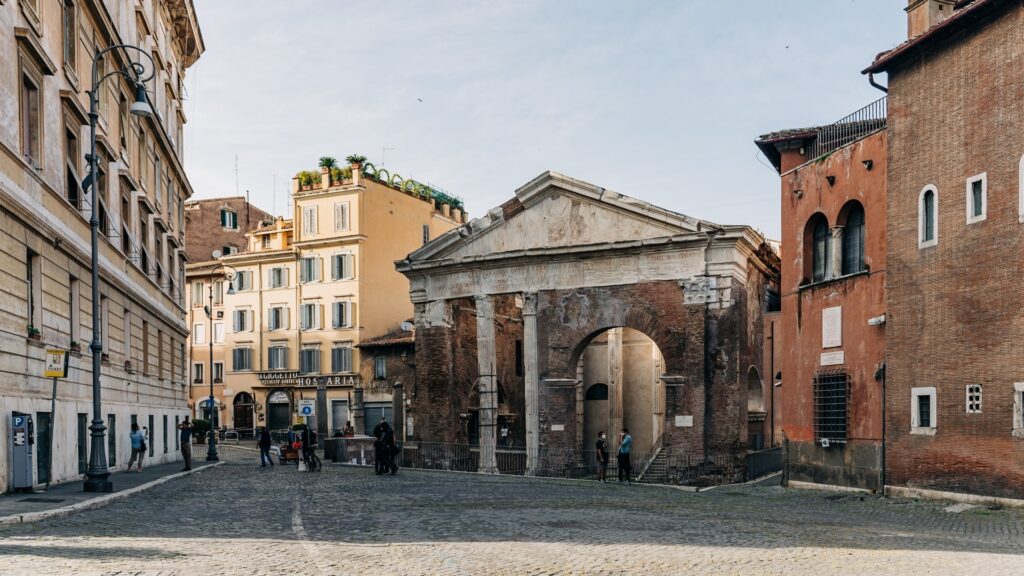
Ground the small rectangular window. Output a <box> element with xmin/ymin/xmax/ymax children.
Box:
<box><xmin>107</xmin><ymin>414</ymin><xmax>117</xmax><ymax>466</ymax></box>
<box><xmin>300</xmin><ymin>257</ymin><xmax>319</xmax><ymax>283</ymax></box>
<box><xmin>374</xmin><ymin>356</ymin><xmax>387</xmax><ymax>380</ymax></box>
<box><xmin>193</xmin><ymin>362</ymin><xmax>204</xmax><ymax>383</ymax></box>
<box><xmin>966</xmin><ymin>174</ymin><xmax>987</xmax><ymax>224</ymax></box>
<box><xmin>213</xmin><ymin>362</ymin><xmax>224</xmax><ymax>383</ymax></box>
<box><xmin>302</xmin><ymin>206</ymin><xmax>317</xmax><ymax>235</ymax></box>
<box><xmin>193</xmin><ymin>323</ymin><xmax>205</xmax><ymax>344</ymax></box>
<box><xmin>332</xmin><ymin>301</ymin><xmax>351</xmax><ymax>329</ymax></box>
<box><xmin>221</xmin><ymin>209</ymin><xmax>238</xmax><ymax>230</ymax></box>
<box><xmin>911</xmin><ymin>386</ymin><xmax>937</xmax><ymax>433</ymax></box>
<box><xmin>77</xmin><ymin>413</ymin><xmax>88</xmax><ymax>474</ymax></box>
<box><xmin>422</xmin><ymin>224</ymin><xmax>430</xmax><ymax>245</ymax></box>
<box><xmin>966</xmin><ymin>385</ymin><xmax>982</xmax><ymax>414</ymax></box>
<box><xmin>21</xmin><ymin>73</ymin><xmax>41</xmax><ymax>167</ymax></box>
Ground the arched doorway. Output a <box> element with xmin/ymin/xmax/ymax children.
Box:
<box><xmin>233</xmin><ymin>392</ymin><xmax>255</xmax><ymax>437</ymax></box>
<box><xmin>579</xmin><ymin>328</ymin><xmax>665</xmax><ymax>455</ymax></box>
<box><xmin>746</xmin><ymin>367</ymin><xmax>766</xmax><ymax>449</ymax></box>
<box><xmin>267</xmin><ymin>390</ymin><xmax>291</xmax><ymax>431</ymax></box>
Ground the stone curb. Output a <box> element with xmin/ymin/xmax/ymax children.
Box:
<box><xmin>0</xmin><ymin>462</ymin><xmax>225</xmax><ymax>526</ymax></box>
<box><xmin>330</xmin><ymin>461</ymin><xmax>704</xmax><ymax>492</ymax></box>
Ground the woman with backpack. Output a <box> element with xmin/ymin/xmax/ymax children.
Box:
<box><xmin>128</xmin><ymin>423</ymin><xmax>147</xmax><ymax>472</ymax></box>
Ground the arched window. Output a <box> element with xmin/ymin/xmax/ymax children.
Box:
<box><xmin>810</xmin><ymin>214</ymin><xmax>830</xmax><ymax>282</ymax></box>
<box><xmin>841</xmin><ymin>202</ymin><xmax>865</xmax><ymax>275</ymax></box>
<box><xmin>919</xmin><ymin>186</ymin><xmax>938</xmax><ymax>247</ymax></box>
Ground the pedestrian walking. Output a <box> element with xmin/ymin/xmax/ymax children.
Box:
<box><xmin>128</xmin><ymin>423</ymin><xmax>146</xmax><ymax>472</ymax></box>
<box><xmin>382</xmin><ymin>420</ymin><xmax>399</xmax><ymax>475</ymax></box>
<box><xmin>258</xmin><ymin>426</ymin><xmax>274</xmax><ymax>468</ymax></box>
<box><xmin>177</xmin><ymin>416</ymin><xmax>193</xmax><ymax>471</ymax></box>
<box><xmin>595</xmin><ymin>431</ymin><xmax>609</xmax><ymax>482</ymax></box>
<box><xmin>617</xmin><ymin>428</ymin><xmax>632</xmax><ymax>483</ymax></box>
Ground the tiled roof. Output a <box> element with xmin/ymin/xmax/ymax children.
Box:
<box><xmin>358</xmin><ymin>328</ymin><xmax>415</xmax><ymax>348</ymax></box>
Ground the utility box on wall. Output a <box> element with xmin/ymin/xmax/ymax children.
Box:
<box><xmin>11</xmin><ymin>413</ymin><xmax>34</xmax><ymax>491</ymax></box>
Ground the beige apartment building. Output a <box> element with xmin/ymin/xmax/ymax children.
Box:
<box><xmin>187</xmin><ymin>162</ymin><xmax>465</xmax><ymax>436</ymax></box>
<box><xmin>0</xmin><ymin>0</ymin><xmax>202</xmax><ymax>490</ymax></box>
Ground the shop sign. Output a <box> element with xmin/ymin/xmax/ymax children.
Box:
<box><xmin>258</xmin><ymin>371</ymin><xmax>299</xmax><ymax>383</ymax></box>
<box><xmin>295</xmin><ymin>375</ymin><xmax>360</xmax><ymax>387</ymax></box>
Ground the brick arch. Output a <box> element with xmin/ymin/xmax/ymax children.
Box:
<box><xmin>538</xmin><ymin>281</ymin><xmax>698</xmax><ymax>381</ymax></box>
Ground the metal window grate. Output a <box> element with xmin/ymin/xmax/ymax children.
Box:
<box><xmin>966</xmin><ymin>385</ymin><xmax>982</xmax><ymax>414</ymax></box>
<box><xmin>813</xmin><ymin>369</ymin><xmax>849</xmax><ymax>443</ymax></box>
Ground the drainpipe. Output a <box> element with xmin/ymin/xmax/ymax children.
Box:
<box><xmin>879</xmin><ymin>361</ymin><xmax>887</xmax><ymax>495</ymax></box>
<box><xmin>868</xmin><ymin>73</ymin><xmax>889</xmax><ymax>94</ymax></box>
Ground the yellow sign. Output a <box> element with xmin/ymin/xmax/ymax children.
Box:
<box><xmin>44</xmin><ymin>349</ymin><xmax>69</xmax><ymax>379</ymax></box>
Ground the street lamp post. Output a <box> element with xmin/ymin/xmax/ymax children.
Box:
<box><xmin>83</xmin><ymin>45</ymin><xmax>154</xmax><ymax>493</ymax></box>
<box><xmin>202</xmin><ymin>261</ymin><xmax>237</xmax><ymax>462</ymax></box>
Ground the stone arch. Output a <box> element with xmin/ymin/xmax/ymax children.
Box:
<box><xmin>562</xmin><ymin>309</ymin><xmax>678</xmax><ymax>382</ymax></box>
<box><xmin>746</xmin><ymin>366</ymin><xmax>764</xmax><ymax>413</ymax></box>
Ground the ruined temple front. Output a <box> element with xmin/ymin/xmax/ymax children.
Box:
<box><xmin>396</xmin><ymin>172</ymin><xmax>779</xmax><ymax>473</ymax></box>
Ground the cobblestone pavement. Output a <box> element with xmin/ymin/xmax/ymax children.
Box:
<box><xmin>2</xmin><ymin>446</ymin><xmax>1023</xmax><ymax>575</ymax></box>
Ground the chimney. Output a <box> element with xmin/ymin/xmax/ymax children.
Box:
<box><xmin>906</xmin><ymin>0</ymin><xmax>955</xmax><ymax>38</ymax></box>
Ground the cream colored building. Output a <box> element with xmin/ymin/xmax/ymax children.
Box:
<box><xmin>187</xmin><ymin>162</ymin><xmax>465</xmax><ymax>436</ymax></box>
<box><xmin>0</xmin><ymin>0</ymin><xmax>202</xmax><ymax>489</ymax></box>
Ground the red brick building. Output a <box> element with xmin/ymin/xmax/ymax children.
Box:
<box><xmin>757</xmin><ymin>108</ymin><xmax>888</xmax><ymax>491</ymax></box>
<box><xmin>183</xmin><ymin>196</ymin><xmax>272</xmax><ymax>262</ymax></box>
<box><xmin>864</xmin><ymin>0</ymin><xmax>1024</xmax><ymax>499</ymax></box>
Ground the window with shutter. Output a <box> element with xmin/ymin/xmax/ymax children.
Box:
<box><xmin>334</xmin><ymin>202</ymin><xmax>350</xmax><ymax>231</ymax></box>
<box><xmin>333</xmin><ymin>301</ymin><xmax>350</xmax><ymax>328</ymax></box>
<box><xmin>332</xmin><ymin>346</ymin><xmax>353</xmax><ymax>373</ymax></box>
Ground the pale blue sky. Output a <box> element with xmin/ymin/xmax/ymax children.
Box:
<box><xmin>183</xmin><ymin>1</ymin><xmax>905</xmax><ymax>239</ymax></box>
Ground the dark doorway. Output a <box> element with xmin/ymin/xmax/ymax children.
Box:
<box><xmin>233</xmin><ymin>392</ymin><xmax>255</xmax><ymax>436</ymax></box>
<box><xmin>36</xmin><ymin>412</ymin><xmax>51</xmax><ymax>484</ymax></box>
<box><xmin>267</xmin><ymin>390</ymin><xmax>291</xmax><ymax>431</ymax></box>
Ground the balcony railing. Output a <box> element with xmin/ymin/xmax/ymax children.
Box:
<box><xmin>806</xmin><ymin>97</ymin><xmax>887</xmax><ymax>161</ymax></box>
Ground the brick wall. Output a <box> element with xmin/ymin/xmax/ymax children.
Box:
<box><xmin>885</xmin><ymin>4</ymin><xmax>1024</xmax><ymax>497</ymax></box>
<box><xmin>184</xmin><ymin>198</ymin><xmax>272</xmax><ymax>262</ymax></box>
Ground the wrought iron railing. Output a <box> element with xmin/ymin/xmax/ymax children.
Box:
<box><xmin>806</xmin><ymin>97</ymin><xmax>887</xmax><ymax>161</ymax></box>
<box><xmin>745</xmin><ymin>446</ymin><xmax>783</xmax><ymax>480</ymax></box>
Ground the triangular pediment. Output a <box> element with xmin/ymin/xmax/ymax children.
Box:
<box><xmin>406</xmin><ymin>172</ymin><xmax>708</xmax><ymax>264</ymax></box>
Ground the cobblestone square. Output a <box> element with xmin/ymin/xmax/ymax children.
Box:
<box><xmin>2</xmin><ymin>446</ymin><xmax>1022</xmax><ymax>575</ymax></box>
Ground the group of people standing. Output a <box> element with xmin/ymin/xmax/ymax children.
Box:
<box><xmin>373</xmin><ymin>417</ymin><xmax>399</xmax><ymax>475</ymax></box>
<box><xmin>595</xmin><ymin>428</ymin><xmax>633</xmax><ymax>483</ymax></box>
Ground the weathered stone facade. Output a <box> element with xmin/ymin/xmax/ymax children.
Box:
<box><xmin>398</xmin><ymin>172</ymin><xmax>779</xmax><ymax>472</ymax></box>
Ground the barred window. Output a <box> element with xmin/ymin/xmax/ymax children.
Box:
<box><xmin>966</xmin><ymin>385</ymin><xmax>982</xmax><ymax>414</ymax></box>
<box><xmin>813</xmin><ymin>369</ymin><xmax>849</xmax><ymax>444</ymax></box>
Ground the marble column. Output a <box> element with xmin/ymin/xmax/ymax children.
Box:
<box><xmin>607</xmin><ymin>327</ymin><xmax>624</xmax><ymax>436</ymax></box>
<box><xmin>830</xmin><ymin>226</ymin><xmax>845</xmax><ymax>279</ymax></box>
<box><xmin>523</xmin><ymin>292</ymin><xmax>540</xmax><ymax>474</ymax></box>
<box><xmin>475</xmin><ymin>295</ymin><xmax>499</xmax><ymax>474</ymax></box>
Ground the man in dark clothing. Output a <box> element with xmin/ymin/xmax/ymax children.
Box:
<box><xmin>300</xmin><ymin>425</ymin><xmax>313</xmax><ymax>465</ymax></box>
<box><xmin>258</xmin><ymin>427</ymin><xmax>274</xmax><ymax>467</ymax></box>
<box><xmin>177</xmin><ymin>417</ymin><xmax>193</xmax><ymax>471</ymax></box>
<box><xmin>595</xmin><ymin>431</ymin><xmax>609</xmax><ymax>482</ymax></box>
<box><xmin>373</xmin><ymin>417</ymin><xmax>398</xmax><ymax>475</ymax></box>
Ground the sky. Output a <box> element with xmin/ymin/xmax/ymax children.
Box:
<box><xmin>182</xmin><ymin>1</ymin><xmax>906</xmax><ymax>240</ymax></box>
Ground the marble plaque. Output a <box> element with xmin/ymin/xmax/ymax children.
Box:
<box><xmin>820</xmin><ymin>351</ymin><xmax>845</xmax><ymax>366</ymax></box>
<box><xmin>674</xmin><ymin>415</ymin><xmax>694</xmax><ymax>427</ymax></box>
<box><xmin>550</xmin><ymin>424</ymin><xmax>565</xmax><ymax>432</ymax></box>
<box><xmin>822</xmin><ymin>306</ymin><xmax>842</xmax><ymax>349</ymax></box>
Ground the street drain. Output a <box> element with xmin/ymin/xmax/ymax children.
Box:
<box><xmin>19</xmin><ymin>497</ymin><xmax>65</xmax><ymax>503</ymax></box>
